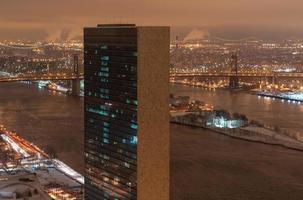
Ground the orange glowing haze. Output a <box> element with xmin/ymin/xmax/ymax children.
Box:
<box><xmin>1</xmin><ymin>0</ymin><xmax>303</xmax><ymax>40</ymax></box>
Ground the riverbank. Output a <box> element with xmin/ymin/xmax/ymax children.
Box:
<box><xmin>170</xmin><ymin>84</ymin><xmax>303</xmax><ymax>133</ymax></box>
<box><xmin>255</xmin><ymin>91</ymin><xmax>303</xmax><ymax>103</ymax></box>
<box><xmin>171</xmin><ymin>113</ymin><xmax>303</xmax><ymax>151</ymax></box>
<box><xmin>171</xmin><ymin>80</ymin><xmax>255</xmax><ymax>92</ymax></box>
<box><xmin>173</xmin><ymin>80</ymin><xmax>303</xmax><ymax>102</ymax></box>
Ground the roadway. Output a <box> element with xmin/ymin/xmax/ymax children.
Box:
<box><xmin>0</xmin><ymin>74</ymin><xmax>84</xmax><ymax>82</ymax></box>
<box><xmin>171</xmin><ymin>72</ymin><xmax>303</xmax><ymax>78</ymax></box>
<box><xmin>0</xmin><ymin>125</ymin><xmax>84</xmax><ymax>184</ymax></box>
<box><xmin>1</xmin><ymin>72</ymin><xmax>302</xmax><ymax>82</ymax></box>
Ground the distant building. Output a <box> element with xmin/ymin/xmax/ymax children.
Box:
<box><xmin>206</xmin><ymin>110</ymin><xmax>246</xmax><ymax>129</ymax></box>
<box><xmin>84</xmin><ymin>24</ymin><xmax>170</xmax><ymax>200</ymax></box>
<box><xmin>207</xmin><ymin>116</ymin><xmax>245</xmax><ymax>128</ymax></box>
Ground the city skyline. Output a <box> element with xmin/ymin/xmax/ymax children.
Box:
<box><xmin>1</xmin><ymin>0</ymin><xmax>303</xmax><ymax>40</ymax></box>
<box><xmin>0</xmin><ymin>1</ymin><xmax>303</xmax><ymax>200</ymax></box>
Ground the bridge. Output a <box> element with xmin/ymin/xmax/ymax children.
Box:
<box><xmin>171</xmin><ymin>53</ymin><xmax>303</xmax><ymax>88</ymax></box>
<box><xmin>171</xmin><ymin>72</ymin><xmax>303</xmax><ymax>79</ymax></box>
<box><xmin>0</xmin><ymin>55</ymin><xmax>83</xmax><ymax>96</ymax></box>
<box><xmin>0</xmin><ymin>74</ymin><xmax>83</xmax><ymax>82</ymax></box>
<box><xmin>0</xmin><ymin>73</ymin><xmax>84</xmax><ymax>96</ymax></box>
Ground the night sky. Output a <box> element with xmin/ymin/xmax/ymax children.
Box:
<box><xmin>1</xmin><ymin>0</ymin><xmax>303</xmax><ymax>40</ymax></box>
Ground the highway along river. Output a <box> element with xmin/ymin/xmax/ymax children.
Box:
<box><xmin>0</xmin><ymin>82</ymin><xmax>303</xmax><ymax>200</ymax></box>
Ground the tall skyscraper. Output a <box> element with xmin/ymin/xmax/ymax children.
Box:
<box><xmin>84</xmin><ymin>24</ymin><xmax>170</xmax><ymax>200</ymax></box>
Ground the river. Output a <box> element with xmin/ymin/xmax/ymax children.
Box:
<box><xmin>171</xmin><ymin>83</ymin><xmax>303</xmax><ymax>133</ymax></box>
<box><xmin>0</xmin><ymin>82</ymin><xmax>84</xmax><ymax>172</ymax></box>
<box><xmin>0</xmin><ymin>82</ymin><xmax>302</xmax><ymax>200</ymax></box>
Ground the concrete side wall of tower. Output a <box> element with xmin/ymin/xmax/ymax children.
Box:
<box><xmin>137</xmin><ymin>27</ymin><xmax>170</xmax><ymax>200</ymax></box>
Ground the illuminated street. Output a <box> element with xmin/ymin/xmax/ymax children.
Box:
<box><xmin>0</xmin><ymin>126</ymin><xmax>84</xmax><ymax>200</ymax></box>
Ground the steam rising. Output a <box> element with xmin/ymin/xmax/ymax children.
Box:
<box><xmin>183</xmin><ymin>28</ymin><xmax>210</xmax><ymax>42</ymax></box>
<box><xmin>46</xmin><ymin>28</ymin><xmax>82</xmax><ymax>41</ymax></box>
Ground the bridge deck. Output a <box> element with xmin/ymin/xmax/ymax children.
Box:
<box><xmin>171</xmin><ymin>72</ymin><xmax>303</xmax><ymax>78</ymax></box>
<box><xmin>0</xmin><ymin>75</ymin><xmax>84</xmax><ymax>82</ymax></box>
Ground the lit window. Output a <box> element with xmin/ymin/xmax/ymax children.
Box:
<box><xmin>100</xmin><ymin>78</ymin><xmax>108</xmax><ymax>83</ymax></box>
<box><xmin>100</xmin><ymin>88</ymin><xmax>109</xmax><ymax>94</ymax></box>
<box><xmin>100</xmin><ymin>45</ymin><xmax>108</xmax><ymax>49</ymax></box>
<box><xmin>130</xmin><ymin>66</ymin><xmax>136</xmax><ymax>72</ymax></box>
<box><xmin>103</xmin><ymin>122</ymin><xmax>109</xmax><ymax>127</ymax></box>
<box><xmin>101</xmin><ymin>67</ymin><xmax>109</xmax><ymax>72</ymax></box>
<box><xmin>103</xmin><ymin>127</ymin><xmax>109</xmax><ymax>133</ymax></box>
<box><xmin>101</xmin><ymin>61</ymin><xmax>108</xmax><ymax>66</ymax></box>
<box><xmin>98</xmin><ymin>72</ymin><xmax>109</xmax><ymax>77</ymax></box>
<box><xmin>86</xmin><ymin>107</ymin><xmax>109</xmax><ymax>116</ymax></box>
<box><xmin>124</xmin><ymin>162</ymin><xmax>130</xmax><ymax>168</ymax></box>
<box><xmin>130</xmin><ymin>136</ymin><xmax>137</xmax><ymax>144</ymax></box>
<box><xmin>101</xmin><ymin>56</ymin><xmax>109</xmax><ymax>61</ymax></box>
<box><xmin>100</xmin><ymin>94</ymin><xmax>109</xmax><ymax>99</ymax></box>
<box><xmin>130</xmin><ymin>123</ymin><xmax>138</xmax><ymax>130</ymax></box>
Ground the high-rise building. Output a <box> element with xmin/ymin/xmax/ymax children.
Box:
<box><xmin>84</xmin><ymin>24</ymin><xmax>170</xmax><ymax>200</ymax></box>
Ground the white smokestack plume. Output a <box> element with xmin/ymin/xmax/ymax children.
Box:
<box><xmin>67</xmin><ymin>28</ymin><xmax>82</xmax><ymax>41</ymax></box>
<box><xmin>45</xmin><ymin>26</ymin><xmax>82</xmax><ymax>42</ymax></box>
<box><xmin>46</xmin><ymin>29</ymin><xmax>61</xmax><ymax>42</ymax></box>
<box><xmin>183</xmin><ymin>28</ymin><xmax>210</xmax><ymax>42</ymax></box>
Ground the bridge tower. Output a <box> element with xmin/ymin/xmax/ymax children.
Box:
<box><xmin>176</xmin><ymin>35</ymin><xmax>179</xmax><ymax>49</ymax></box>
<box><xmin>229</xmin><ymin>53</ymin><xmax>239</xmax><ymax>89</ymax></box>
<box><xmin>271</xmin><ymin>73</ymin><xmax>277</xmax><ymax>85</ymax></box>
<box><xmin>72</xmin><ymin>54</ymin><xmax>81</xmax><ymax>96</ymax></box>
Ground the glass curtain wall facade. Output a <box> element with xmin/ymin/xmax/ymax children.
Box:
<box><xmin>84</xmin><ymin>24</ymin><xmax>138</xmax><ymax>200</ymax></box>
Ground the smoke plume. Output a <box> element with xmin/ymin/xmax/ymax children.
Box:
<box><xmin>46</xmin><ymin>27</ymin><xmax>82</xmax><ymax>41</ymax></box>
<box><xmin>183</xmin><ymin>28</ymin><xmax>210</xmax><ymax>42</ymax></box>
